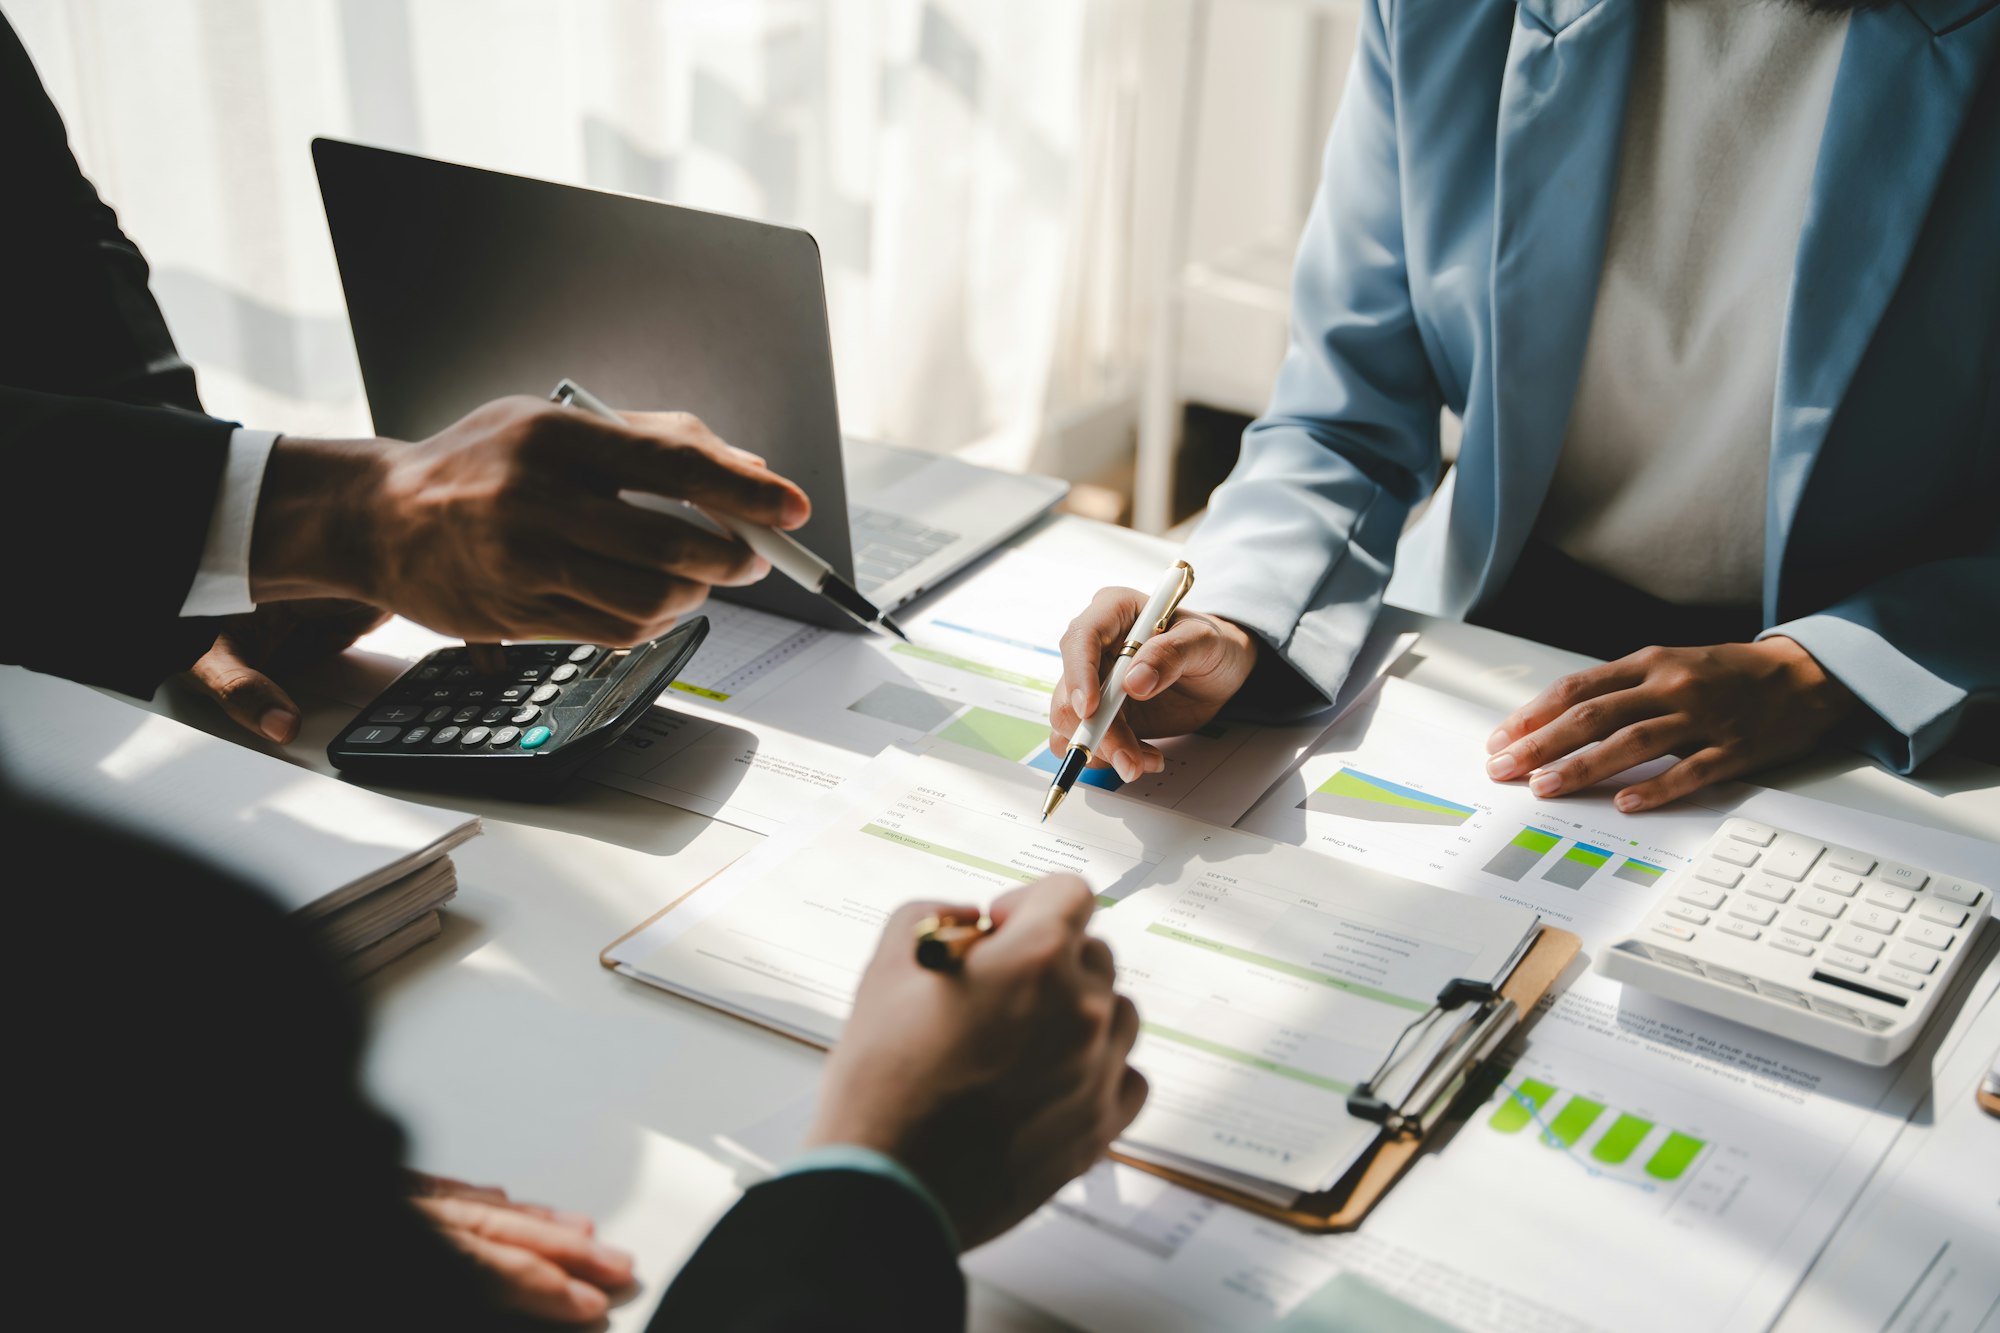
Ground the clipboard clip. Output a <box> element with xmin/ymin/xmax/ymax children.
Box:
<box><xmin>1347</xmin><ymin>976</ymin><xmax>1519</xmax><ymax>1138</ymax></box>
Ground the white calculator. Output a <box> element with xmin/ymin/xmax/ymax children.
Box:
<box><xmin>1597</xmin><ymin>818</ymin><xmax>1991</xmax><ymax>1064</ymax></box>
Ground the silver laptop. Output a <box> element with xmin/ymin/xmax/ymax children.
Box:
<box><xmin>312</xmin><ymin>138</ymin><xmax>1065</xmax><ymax>630</ymax></box>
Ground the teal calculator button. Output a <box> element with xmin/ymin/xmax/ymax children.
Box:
<box><xmin>518</xmin><ymin>725</ymin><xmax>553</xmax><ymax>750</ymax></box>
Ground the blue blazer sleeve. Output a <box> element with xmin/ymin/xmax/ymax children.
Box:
<box><xmin>1182</xmin><ymin>0</ymin><xmax>1444</xmax><ymax>720</ymax></box>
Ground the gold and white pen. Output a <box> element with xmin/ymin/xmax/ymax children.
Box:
<box><xmin>1041</xmin><ymin>560</ymin><xmax>1194</xmax><ymax>821</ymax></box>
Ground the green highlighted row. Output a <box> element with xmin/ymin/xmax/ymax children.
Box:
<box><xmin>1143</xmin><ymin>925</ymin><xmax>1431</xmax><ymax>1012</ymax></box>
<box><xmin>859</xmin><ymin>823</ymin><xmax>1037</xmax><ymax>883</ymax></box>
<box><xmin>890</xmin><ymin>642</ymin><xmax>1057</xmax><ymax>693</ymax></box>
<box><xmin>1486</xmin><ymin>1078</ymin><xmax>1706</xmax><ymax>1181</ymax></box>
<box><xmin>1140</xmin><ymin>1022</ymin><xmax>1353</xmax><ymax>1093</ymax></box>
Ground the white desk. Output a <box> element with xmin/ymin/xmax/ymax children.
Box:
<box><xmin>134</xmin><ymin>514</ymin><xmax>1998</xmax><ymax>1332</ymax></box>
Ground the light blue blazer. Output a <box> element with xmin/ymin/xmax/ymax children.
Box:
<box><xmin>1185</xmin><ymin>0</ymin><xmax>1998</xmax><ymax>770</ymax></box>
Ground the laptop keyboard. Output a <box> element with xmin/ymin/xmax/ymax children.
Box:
<box><xmin>848</xmin><ymin>506</ymin><xmax>961</xmax><ymax>592</ymax></box>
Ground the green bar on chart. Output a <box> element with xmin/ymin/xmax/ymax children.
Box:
<box><xmin>1644</xmin><ymin>1131</ymin><xmax>1706</xmax><ymax>1181</ymax></box>
<box><xmin>1543</xmin><ymin>1095</ymin><xmax>1606</xmax><ymax>1148</ymax></box>
<box><xmin>1488</xmin><ymin>1078</ymin><xmax>1556</xmax><ymax>1134</ymax></box>
<box><xmin>1614</xmin><ymin>857</ymin><xmax>1667</xmax><ymax>887</ymax></box>
<box><xmin>1590</xmin><ymin>1113</ymin><xmax>1656</xmax><ymax>1165</ymax></box>
<box><xmin>1482</xmin><ymin>826</ymin><xmax>1562</xmax><ymax>881</ymax></box>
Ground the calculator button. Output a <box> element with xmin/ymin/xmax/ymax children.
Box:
<box><xmin>1811</xmin><ymin>869</ymin><xmax>1863</xmax><ymax>897</ymax></box>
<box><xmin>423</xmin><ymin>706</ymin><xmax>453</xmax><ymax>724</ymax></box>
<box><xmin>1834</xmin><ymin>928</ymin><xmax>1884</xmax><ymax>958</ymax></box>
<box><xmin>1717</xmin><ymin>919</ymin><xmax>1761</xmax><ymax>942</ymax></box>
<box><xmin>1864</xmin><ymin>884</ymin><xmax>1914</xmax><ymax>912</ymax></box>
<box><xmin>401</xmin><ymin>727</ymin><xmax>430</xmax><ymax>744</ymax></box>
<box><xmin>1853</xmin><ymin>907</ymin><xmax>1900</xmax><ymax>935</ymax></box>
<box><xmin>1874</xmin><ymin>861</ymin><xmax>1928</xmax><ymax>891</ymax></box>
<box><xmin>445</xmin><ymin>666</ymin><xmax>475</xmax><ymax>681</ymax></box>
<box><xmin>421</xmin><ymin>687</ymin><xmax>457</xmax><ymax>704</ymax></box>
<box><xmin>369</xmin><ymin>704</ymin><xmax>424</xmax><ymax>724</ymax></box>
<box><xmin>1706</xmin><ymin>966</ymin><xmax>1753</xmax><ymax>989</ymax></box>
<box><xmin>1822</xmin><ymin>953</ymin><xmax>1869</xmax><ymax>975</ymax></box>
<box><xmin>1783</xmin><ymin>914</ymin><xmax>1831</xmax><ymax>942</ymax></box>
<box><xmin>430</xmin><ymin>726</ymin><xmax>461</xmax><ymax>745</ymax></box>
<box><xmin>568</xmin><ymin>645</ymin><xmax>598</xmax><ymax>663</ymax></box>
<box><xmin>480</xmin><ymin>706</ymin><xmax>511</xmax><ymax>725</ymax></box>
<box><xmin>1822</xmin><ymin>847</ymin><xmax>1876</xmax><ymax>876</ymax></box>
<box><xmin>460</xmin><ymin>687</ymin><xmax>492</xmax><ymax>702</ymax></box>
<box><xmin>1879</xmin><ymin>966</ymin><xmax>1927</xmax><ymax>992</ymax></box>
<box><xmin>513</xmin><ymin>667</ymin><xmax>549</xmax><ymax>684</ymax></box>
<box><xmin>519</xmin><ymin>725</ymin><xmax>554</xmax><ymax>750</ymax></box>
<box><xmin>1799</xmin><ymin>891</ymin><xmax>1846</xmax><ymax>919</ymax></box>
<box><xmin>1888</xmin><ymin>945</ymin><xmax>1938</xmax><ymax>974</ymax></box>
<box><xmin>509</xmin><ymin>705</ymin><xmax>541</xmax><ymax>725</ymax></box>
<box><xmin>1807</xmin><ymin>996</ymin><xmax>1861</xmax><ymax>1022</ymax></box>
<box><xmin>1762</xmin><ymin>834</ymin><xmax>1824</xmax><ymax>882</ymax></box>
<box><xmin>488</xmin><ymin>726</ymin><xmax>521</xmax><ymax>747</ymax></box>
<box><xmin>1917</xmin><ymin>902</ymin><xmax>1968</xmax><ymax>929</ymax></box>
<box><xmin>530</xmin><ymin>683</ymin><xmax>561</xmax><ymax>704</ymax></box>
<box><xmin>344</xmin><ymin>724</ymin><xmax>401</xmax><ymax>745</ymax></box>
<box><xmin>1727</xmin><ymin>901</ymin><xmax>1778</xmax><ymax>926</ymax></box>
<box><xmin>412</xmin><ymin>665</ymin><xmax>446</xmax><ymax>682</ymax></box>
<box><xmin>1745</xmin><ymin>876</ymin><xmax>1795</xmax><ymax>904</ymax></box>
<box><xmin>1905</xmin><ymin>923</ymin><xmax>1955</xmax><ymax>951</ymax></box>
<box><xmin>1677</xmin><ymin>884</ymin><xmax>1726</xmax><ymax>910</ymax></box>
<box><xmin>452</xmin><ymin>706</ymin><xmax>482</xmax><ymax>724</ymax></box>
<box><xmin>1770</xmin><ymin>935</ymin><xmax>1815</xmax><ymax>958</ymax></box>
<box><xmin>459</xmin><ymin>726</ymin><xmax>492</xmax><ymax>746</ymax></box>
<box><xmin>550</xmin><ymin>663</ymin><xmax>581</xmax><ymax>682</ymax></box>
<box><xmin>1696</xmin><ymin>862</ymin><xmax>1744</xmax><ymax>889</ymax></box>
<box><xmin>1725</xmin><ymin>819</ymin><xmax>1777</xmax><ymax>847</ymax></box>
<box><xmin>497</xmin><ymin>686</ymin><xmax>531</xmax><ymax>704</ymax></box>
<box><xmin>1651</xmin><ymin>922</ymin><xmax>1696</xmax><ymax>942</ymax></box>
<box><xmin>1666</xmin><ymin>903</ymin><xmax>1710</xmax><ymax>925</ymax></box>
<box><xmin>1932</xmin><ymin>878</ymin><xmax>1985</xmax><ymax>907</ymax></box>
<box><xmin>1713</xmin><ymin>842</ymin><xmax>1760</xmax><ymax>868</ymax></box>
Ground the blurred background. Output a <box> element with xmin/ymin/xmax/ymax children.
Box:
<box><xmin>10</xmin><ymin>0</ymin><xmax>1360</xmax><ymax>533</ymax></box>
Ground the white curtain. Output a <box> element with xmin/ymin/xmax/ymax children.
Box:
<box><xmin>10</xmin><ymin>0</ymin><xmax>1172</xmax><ymax>471</ymax></box>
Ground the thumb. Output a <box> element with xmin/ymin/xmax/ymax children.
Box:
<box><xmin>190</xmin><ymin>634</ymin><xmax>303</xmax><ymax>744</ymax></box>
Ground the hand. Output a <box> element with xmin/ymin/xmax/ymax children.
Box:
<box><xmin>248</xmin><ymin>397</ymin><xmax>812</xmax><ymax>645</ymax></box>
<box><xmin>1483</xmin><ymin>638</ymin><xmax>1856</xmax><ymax>812</ymax></box>
<box><xmin>185</xmin><ymin>598</ymin><xmax>389</xmax><ymax>743</ymax></box>
<box><xmin>409</xmin><ymin>1172</ymin><xmax>633</xmax><ymax>1323</ymax></box>
<box><xmin>805</xmin><ymin>875</ymin><xmax>1148</xmax><ymax>1249</ymax></box>
<box><xmin>1049</xmin><ymin>587</ymin><xmax>1261</xmax><ymax>781</ymax></box>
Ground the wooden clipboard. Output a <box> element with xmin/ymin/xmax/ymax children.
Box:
<box><xmin>605</xmin><ymin>881</ymin><xmax>1581</xmax><ymax>1231</ymax></box>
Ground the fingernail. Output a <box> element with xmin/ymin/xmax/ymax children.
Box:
<box><xmin>1113</xmin><ymin>755</ymin><xmax>1136</xmax><ymax>783</ymax></box>
<box><xmin>780</xmin><ymin>493</ymin><xmax>810</xmax><ymax>528</ymax></box>
<box><xmin>592</xmin><ymin>1241</ymin><xmax>634</xmax><ymax>1271</ymax></box>
<box><xmin>1125</xmin><ymin>663</ymin><xmax>1158</xmax><ymax>698</ymax></box>
<box><xmin>1485</xmin><ymin>752</ymin><xmax>1519</xmax><ymax>780</ymax></box>
<box><xmin>261</xmin><ymin>709</ymin><xmax>298</xmax><ymax>743</ymax></box>
<box><xmin>1528</xmin><ymin>770</ymin><xmax>1561</xmax><ymax>797</ymax></box>
<box><xmin>1147</xmin><ymin>751</ymin><xmax>1166</xmax><ymax>774</ymax></box>
<box><xmin>1071</xmin><ymin>688</ymin><xmax>1089</xmax><ymax>718</ymax></box>
<box><xmin>1615</xmin><ymin>792</ymin><xmax>1642</xmax><ymax>813</ymax></box>
<box><xmin>1485</xmin><ymin>728</ymin><xmax>1511</xmax><ymax>754</ymax></box>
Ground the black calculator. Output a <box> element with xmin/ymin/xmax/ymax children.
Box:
<box><xmin>327</xmin><ymin>618</ymin><xmax>708</xmax><ymax>797</ymax></box>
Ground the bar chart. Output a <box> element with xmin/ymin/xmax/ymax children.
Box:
<box><xmin>1485</xmin><ymin>1073</ymin><xmax>1709</xmax><ymax>1186</ymax></box>
<box><xmin>1543</xmin><ymin>841</ymin><xmax>1612</xmax><ymax>889</ymax></box>
<box><xmin>1481</xmin><ymin>826</ymin><xmax>1561</xmax><ymax>880</ymax></box>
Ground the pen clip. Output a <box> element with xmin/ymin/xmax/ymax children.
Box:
<box><xmin>1154</xmin><ymin>560</ymin><xmax>1196</xmax><ymax>633</ymax></box>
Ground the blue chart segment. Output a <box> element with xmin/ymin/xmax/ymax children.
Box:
<box><xmin>1028</xmin><ymin>747</ymin><xmax>1123</xmax><ymax>790</ymax></box>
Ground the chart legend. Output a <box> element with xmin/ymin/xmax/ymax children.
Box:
<box><xmin>1298</xmin><ymin>767</ymin><xmax>1476</xmax><ymax>826</ymax></box>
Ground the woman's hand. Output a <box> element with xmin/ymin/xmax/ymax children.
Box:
<box><xmin>1484</xmin><ymin>637</ymin><xmax>1856</xmax><ymax>811</ymax></box>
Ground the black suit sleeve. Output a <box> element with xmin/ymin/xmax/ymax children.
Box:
<box><xmin>651</xmin><ymin>1171</ymin><xmax>967</xmax><ymax>1332</ymax></box>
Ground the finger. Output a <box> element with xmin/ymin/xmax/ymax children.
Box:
<box><xmin>1093</xmin><ymin>715</ymin><xmax>1164</xmax><ymax>782</ymax></box>
<box><xmin>1614</xmin><ymin>745</ymin><xmax>1749</xmax><ymax>813</ymax></box>
<box><xmin>467</xmin><ymin>643</ymin><xmax>508</xmax><ymax>676</ymax></box>
<box><xmin>1080</xmin><ymin>937</ymin><xmax>1115</xmax><ymax>983</ymax></box>
<box><xmin>544</xmin><ymin>554</ymin><xmax>709</xmax><ymax>629</ymax></box>
<box><xmin>577</xmin><ymin>410</ymin><xmax>811</xmax><ymax>529</ymax></box>
<box><xmin>530</xmin><ymin>595</ymin><xmax>654</xmax><ymax>647</ymax></box>
<box><xmin>417</xmin><ymin>1197</ymin><xmax>633</xmax><ymax>1288</ymax></box>
<box><xmin>1486</xmin><ymin>686</ymin><xmax>1659</xmax><ymax>784</ymax></box>
<box><xmin>561</xmin><ymin>497</ymin><xmax>770</xmax><ymax>587</ymax></box>
<box><xmin>1106</xmin><ymin>993</ymin><xmax>1139</xmax><ymax>1062</ymax></box>
<box><xmin>1122</xmin><ymin>619</ymin><xmax>1223</xmax><ymax>702</ymax></box>
<box><xmin>981</xmin><ymin>873</ymin><xmax>1096</xmax><ymax>965</ymax></box>
<box><xmin>1058</xmin><ymin>588</ymin><xmax>1146</xmax><ymax>726</ymax></box>
<box><xmin>1529</xmin><ymin>714</ymin><xmax>1691</xmax><ymax>797</ymax></box>
<box><xmin>439</xmin><ymin>1227</ymin><xmax>613</xmax><ymax>1324</ymax></box>
<box><xmin>1488</xmin><ymin>651</ymin><xmax>1657</xmax><ymax>757</ymax></box>
<box><xmin>1111</xmin><ymin>1066</ymin><xmax>1149</xmax><ymax>1136</ymax></box>
<box><xmin>189</xmin><ymin>636</ymin><xmax>302</xmax><ymax>743</ymax></box>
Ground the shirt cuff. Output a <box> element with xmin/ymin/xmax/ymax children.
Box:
<box><xmin>178</xmin><ymin>428</ymin><xmax>280</xmax><ymax>619</ymax></box>
<box><xmin>776</xmin><ymin>1145</ymin><xmax>959</xmax><ymax>1253</ymax></box>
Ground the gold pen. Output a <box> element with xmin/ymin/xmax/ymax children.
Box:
<box><xmin>1042</xmin><ymin>560</ymin><xmax>1194</xmax><ymax>821</ymax></box>
<box><xmin>913</xmin><ymin>912</ymin><xmax>993</xmax><ymax>972</ymax></box>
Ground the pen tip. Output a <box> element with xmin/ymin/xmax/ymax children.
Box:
<box><xmin>880</xmin><ymin>614</ymin><xmax>910</xmax><ymax>642</ymax></box>
<box><xmin>1040</xmin><ymin>785</ymin><xmax>1066</xmax><ymax>822</ymax></box>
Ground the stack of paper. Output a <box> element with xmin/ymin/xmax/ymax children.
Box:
<box><xmin>0</xmin><ymin>668</ymin><xmax>478</xmax><ymax>975</ymax></box>
<box><xmin>606</xmin><ymin>741</ymin><xmax>1543</xmax><ymax>1209</ymax></box>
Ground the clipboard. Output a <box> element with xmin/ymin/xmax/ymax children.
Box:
<box><xmin>604</xmin><ymin>875</ymin><xmax>1579</xmax><ymax>1231</ymax></box>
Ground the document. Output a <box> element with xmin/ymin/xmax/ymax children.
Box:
<box><xmin>608</xmin><ymin>743</ymin><xmax>1539</xmax><ymax>1196</ymax></box>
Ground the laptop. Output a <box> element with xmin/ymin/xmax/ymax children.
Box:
<box><xmin>312</xmin><ymin>138</ymin><xmax>1066</xmax><ymax>630</ymax></box>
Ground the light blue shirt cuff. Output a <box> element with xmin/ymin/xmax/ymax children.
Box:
<box><xmin>776</xmin><ymin>1145</ymin><xmax>959</xmax><ymax>1253</ymax></box>
<box><xmin>179</xmin><ymin>427</ymin><xmax>281</xmax><ymax>618</ymax></box>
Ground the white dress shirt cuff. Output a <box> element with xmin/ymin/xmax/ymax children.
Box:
<box><xmin>178</xmin><ymin>428</ymin><xmax>280</xmax><ymax>619</ymax></box>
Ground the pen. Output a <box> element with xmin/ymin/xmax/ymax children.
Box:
<box><xmin>1041</xmin><ymin>559</ymin><xmax>1195</xmax><ymax>822</ymax></box>
<box><xmin>550</xmin><ymin>378</ymin><xmax>909</xmax><ymax>641</ymax></box>
<box><xmin>913</xmin><ymin>912</ymin><xmax>992</xmax><ymax>972</ymax></box>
